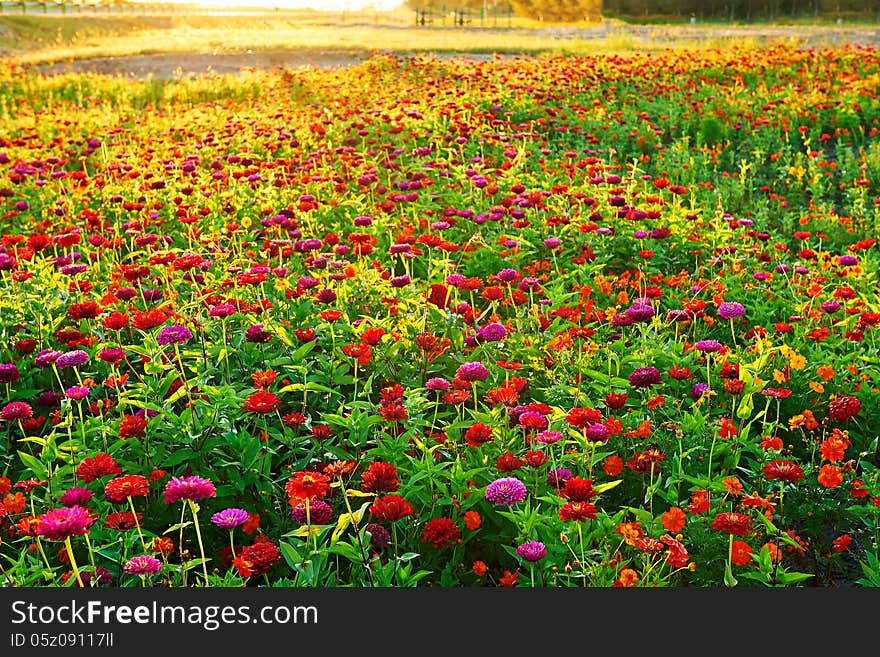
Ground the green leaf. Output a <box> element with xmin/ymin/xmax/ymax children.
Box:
<box><xmin>17</xmin><ymin>450</ymin><xmax>48</xmax><ymax>480</ymax></box>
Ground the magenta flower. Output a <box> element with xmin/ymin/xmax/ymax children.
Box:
<box><xmin>35</xmin><ymin>506</ymin><xmax>97</xmax><ymax>541</ymax></box>
<box><xmin>0</xmin><ymin>363</ymin><xmax>20</xmax><ymax>383</ymax></box>
<box><xmin>485</xmin><ymin>477</ymin><xmax>527</xmax><ymax>506</ymax></box>
<box><xmin>163</xmin><ymin>476</ymin><xmax>216</xmax><ymax>504</ymax></box>
<box><xmin>124</xmin><ymin>555</ymin><xmax>163</xmax><ymax>576</ymax></box>
<box><xmin>517</xmin><ymin>540</ymin><xmax>548</xmax><ymax>562</ymax></box>
<box><xmin>156</xmin><ymin>325</ymin><xmax>193</xmax><ymax>346</ymax></box>
<box><xmin>291</xmin><ymin>500</ymin><xmax>333</xmax><ymax>525</ymax></box>
<box><xmin>456</xmin><ymin>361</ymin><xmax>489</xmax><ymax>382</ymax></box>
<box><xmin>210</xmin><ymin>508</ymin><xmax>250</xmax><ymax>530</ymax></box>
<box><xmin>717</xmin><ymin>302</ymin><xmax>745</xmax><ymax>319</ymax></box>
<box><xmin>59</xmin><ymin>487</ymin><xmax>94</xmax><ymax>507</ymax></box>
<box><xmin>628</xmin><ymin>366</ymin><xmax>662</xmax><ymax>389</ymax></box>
<box><xmin>1</xmin><ymin>401</ymin><xmax>33</xmax><ymax>421</ymax></box>
<box><xmin>55</xmin><ymin>350</ymin><xmax>89</xmax><ymax>369</ymax></box>
<box><xmin>694</xmin><ymin>339</ymin><xmax>724</xmax><ymax>353</ymax></box>
<box><xmin>64</xmin><ymin>386</ymin><xmax>90</xmax><ymax>401</ymax></box>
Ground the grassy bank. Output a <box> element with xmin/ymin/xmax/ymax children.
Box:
<box><xmin>0</xmin><ymin>13</ymin><xmax>876</xmax><ymax>65</ymax></box>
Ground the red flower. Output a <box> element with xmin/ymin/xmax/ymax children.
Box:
<box><xmin>463</xmin><ymin>510</ymin><xmax>481</xmax><ymax>531</ymax></box>
<box><xmin>119</xmin><ymin>415</ymin><xmax>148</xmax><ymax>439</ymax></box>
<box><xmin>369</xmin><ymin>494</ymin><xmax>414</xmax><ymax>522</ymax></box>
<box><xmin>242</xmin><ymin>390</ymin><xmax>281</xmax><ymax>414</ymax></box>
<box><xmin>76</xmin><ymin>453</ymin><xmax>122</xmax><ymax>483</ymax></box>
<box><xmin>711</xmin><ymin>512</ymin><xmax>753</xmax><ymax>536</ymax></box>
<box><xmin>565</xmin><ymin>406</ymin><xmax>602</xmax><ymax>429</ymax></box>
<box><xmin>561</xmin><ymin>477</ymin><xmax>597</xmax><ymax>502</ymax></box>
<box><xmin>131</xmin><ymin>308</ymin><xmax>169</xmax><ymax>331</ymax></box>
<box><xmin>832</xmin><ymin>534</ymin><xmax>852</xmax><ymax>553</ymax></box>
<box><xmin>360</xmin><ymin>327</ymin><xmax>385</xmax><ymax>346</ymax></box>
<box><xmin>251</xmin><ymin>370</ymin><xmax>279</xmax><ymax>389</ymax></box>
<box><xmin>104</xmin><ymin>475</ymin><xmax>149</xmax><ymax>503</ymax></box>
<box><xmin>464</xmin><ymin>422</ymin><xmax>493</xmax><ymax>447</ymax></box>
<box><xmin>559</xmin><ymin>501</ymin><xmax>597</xmax><ymax>522</ymax></box>
<box><xmin>286</xmin><ymin>471</ymin><xmax>330</xmax><ymax>504</ymax></box>
<box><xmin>361</xmin><ymin>462</ymin><xmax>399</xmax><ymax>493</ymax></box>
<box><xmin>828</xmin><ymin>395</ymin><xmax>860</xmax><ymax>422</ymax></box>
<box><xmin>341</xmin><ymin>343</ymin><xmax>371</xmax><ymax>366</ymax></box>
<box><xmin>495</xmin><ymin>453</ymin><xmax>524</xmax><ymax>472</ymax></box>
<box><xmin>762</xmin><ymin>460</ymin><xmax>804</xmax><ymax>483</ymax></box>
<box><xmin>603</xmin><ymin>455</ymin><xmax>624</xmax><ymax>476</ymax></box>
<box><xmin>420</xmin><ymin>517</ymin><xmax>461</xmax><ymax>549</ymax></box>
<box><xmin>234</xmin><ymin>541</ymin><xmax>281</xmax><ymax>578</ymax></box>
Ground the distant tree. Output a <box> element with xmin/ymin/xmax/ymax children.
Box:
<box><xmin>509</xmin><ymin>0</ymin><xmax>603</xmax><ymax>22</ymax></box>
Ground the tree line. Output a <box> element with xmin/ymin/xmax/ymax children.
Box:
<box><xmin>406</xmin><ymin>0</ymin><xmax>880</xmax><ymax>20</ymax></box>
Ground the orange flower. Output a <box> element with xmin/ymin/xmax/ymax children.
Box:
<box><xmin>498</xmin><ymin>569</ymin><xmax>519</xmax><ymax>587</ymax></box>
<box><xmin>816</xmin><ymin>365</ymin><xmax>835</xmax><ymax>380</ymax></box>
<box><xmin>615</xmin><ymin>521</ymin><xmax>644</xmax><ymax>546</ymax></box>
<box><xmin>603</xmin><ymin>455</ymin><xmax>623</xmax><ymax>476</ymax></box>
<box><xmin>722</xmin><ymin>476</ymin><xmax>743</xmax><ymax>496</ymax></box>
<box><xmin>731</xmin><ymin>540</ymin><xmax>753</xmax><ymax>566</ymax></box>
<box><xmin>463</xmin><ymin>510</ymin><xmax>482</xmax><ymax>531</ymax></box>
<box><xmin>817</xmin><ymin>464</ymin><xmax>843</xmax><ymax>488</ymax></box>
<box><xmin>760</xmin><ymin>435</ymin><xmax>783</xmax><ymax>451</ymax></box>
<box><xmin>761</xmin><ymin>542</ymin><xmax>782</xmax><ymax>565</ymax></box>
<box><xmin>661</xmin><ymin>507</ymin><xmax>687</xmax><ymax>533</ymax></box>
<box><xmin>614</xmin><ymin>567</ymin><xmax>639</xmax><ymax>587</ymax></box>
<box><xmin>472</xmin><ymin>560</ymin><xmax>488</xmax><ymax>577</ymax></box>
<box><xmin>819</xmin><ymin>431</ymin><xmax>850</xmax><ymax>463</ymax></box>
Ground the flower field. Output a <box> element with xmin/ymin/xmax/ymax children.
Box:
<box><xmin>0</xmin><ymin>44</ymin><xmax>878</xmax><ymax>588</ymax></box>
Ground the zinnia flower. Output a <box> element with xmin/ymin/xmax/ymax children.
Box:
<box><xmin>485</xmin><ymin>477</ymin><xmax>527</xmax><ymax>506</ymax></box>
<box><xmin>628</xmin><ymin>366</ymin><xmax>662</xmax><ymax>389</ymax></box>
<box><xmin>717</xmin><ymin>302</ymin><xmax>745</xmax><ymax>319</ymax></box>
<box><xmin>55</xmin><ymin>350</ymin><xmax>89</xmax><ymax>369</ymax></box>
<box><xmin>694</xmin><ymin>340</ymin><xmax>723</xmax><ymax>353</ymax></box>
<box><xmin>59</xmin><ymin>487</ymin><xmax>94</xmax><ymax>507</ymax></box>
<box><xmin>163</xmin><ymin>476</ymin><xmax>216</xmax><ymax>504</ymax></box>
<box><xmin>76</xmin><ymin>453</ymin><xmax>122</xmax><ymax>483</ymax></box>
<box><xmin>711</xmin><ymin>512</ymin><xmax>753</xmax><ymax>536</ymax></box>
<box><xmin>104</xmin><ymin>475</ymin><xmax>149</xmax><ymax>503</ymax></box>
<box><xmin>156</xmin><ymin>325</ymin><xmax>193</xmax><ymax>346</ymax></box>
<box><xmin>1</xmin><ymin>401</ymin><xmax>33</xmax><ymax>421</ymax></box>
<box><xmin>35</xmin><ymin>506</ymin><xmax>96</xmax><ymax>541</ymax></box>
<box><xmin>124</xmin><ymin>555</ymin><xmax>163</xmax><ymax>576</ymax></box>
<box><xmin>455</xmin><ymin>361</ymin><xmax>490</xmax><ymax>382</ymax></box>
<box><xmin>291</xmin><ymin>500</ymin><xmax>333</xmax><ymax>525</ymax></box>
<box><xmin>828</xmin><ymin>395</ymin><xmax>860</xmax><ymax>422</ymax></box>
<box><xmin>365</xmin><ymin>522</ymin><xmax>391</xmax><ymax>549</ymax></box>
<box><xmin>516</xmin><ymin>540</ymin><xmax>547</xmax><ymax>562</ymax></box>
<box><xmin>241</xmin><ymin>390</ymin><xmax>281</xmax><ymax>414</ymax></box>
<box><xmin>369</xmin><ymin>494</ymin><xmax>414</xmax><ymax>522</ymax></box>
<box><xmin>361</xmin><ymin>461</ymin><xmax>400</xmax><ymax>493</ymax></box>
<box><xmin>233</xmin><ymin>541</ymin><xmax>282</xmax><ymax>578</ymax></box>
<box><xmin>420</xmin><ymin>517</ymin><xmax>461</xmax><ymax>549</ymax></box>
<box><xmin>762</xmin><ymin>460</ymin><xmax>805</xmax><ymax>483</ymax></box>
<box><xmin>286</xmin><ymin>471</ymin><xmax>331</xmax><ymax>504</ymax></box>
<box><xmin>211</xmin><ymin>508</ymin><xmax>250</xmax><ymax>529</ymax></box>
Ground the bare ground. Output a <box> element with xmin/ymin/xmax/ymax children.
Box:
<box><xmin>33</xmin><ymin>23</ymin><xmax>880</xmax><ymax>79</ymax></box>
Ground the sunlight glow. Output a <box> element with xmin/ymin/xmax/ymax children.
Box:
<box><xmin>182</xmin><ymin>0</ymin><xmax>406</xmax><ymax>9</ymax></box>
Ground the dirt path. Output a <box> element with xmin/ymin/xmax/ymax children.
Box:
<box><xmin>34</xmin><ymin>23</ymin><xmax>880</xmax><ymax>79</ymax></box>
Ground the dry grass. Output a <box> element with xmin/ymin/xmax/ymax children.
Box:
<box><xmin>0</xmin><ymin>11</ymin><xmax>875</xmax><ymax>67</ymax></box>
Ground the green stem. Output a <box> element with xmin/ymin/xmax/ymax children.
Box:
<box><xmin>64</xmin><ymin>537</ymin><xmax>84</xmax><ymax>588</ymax></box>
<box><xmin>188</xmin><ymin>501</ymin><xmax>210</xmax><ymax>586</ymax></box>
<box><xmin>128</xmin><ymin>496</ymin><xmax>147</xmax><ymax>552</ymax></box>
